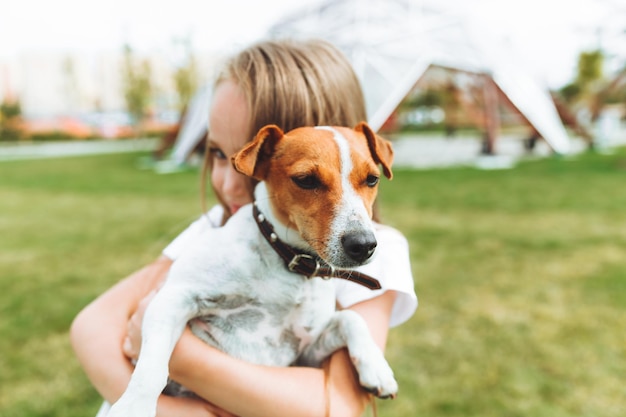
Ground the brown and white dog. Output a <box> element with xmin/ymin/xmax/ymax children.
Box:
<box><xmin>107</xmin><ymin>123</ymin><xmax>397</xmax><ymax>417</ymax></box>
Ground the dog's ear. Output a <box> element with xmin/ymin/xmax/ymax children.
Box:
<box><xmin>355</xmin><ymin>122</ymin><xmax>394</xmax><ymax>179</ymax></box>
<box><xmin>232</xmin><ymin>124</ymin><xmax>284</xmax><ymax>180</ymax></box>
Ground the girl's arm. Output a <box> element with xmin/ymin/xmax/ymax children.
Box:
<box><xmin>70</xmin><ymin>257</ymin><xmax>225</xmax><ymax>417</ymax></box>
<box><xmin>72</xmin><ymin>255</ymin><xmax>396</xmax><ymax>417</ymax></box>
<box><xmin>166</xmin><ymin>290</ymin><xmax>397</xmax><ymax>417</ymax></box>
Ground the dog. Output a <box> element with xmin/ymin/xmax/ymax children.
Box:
<box><xmin>107</xmin><ymin>122</ymin><xmax>397</xmax><ymax>417</ymax></box>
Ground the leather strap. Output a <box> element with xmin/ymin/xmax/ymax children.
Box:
<box><xmin>253</xmin><ymin>203</ymin><xmax>382</xmax><ymax>290</ymax></box>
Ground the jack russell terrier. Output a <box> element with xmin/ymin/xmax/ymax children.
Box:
<box><xmin>107</xmin><ymin>122</ymin><xmax>397</xmax><ymax>417</ymax></box>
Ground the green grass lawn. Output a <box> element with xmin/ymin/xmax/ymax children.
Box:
<box><xmin>1</xmin><ymin>149</ymin><xmax>625</xmax><ymax>417</ymax></box>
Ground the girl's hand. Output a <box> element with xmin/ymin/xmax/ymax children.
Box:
<box><xmin>122</xmin><ymin>289</ymin><xmax>156</xmax><ymax>360</ymax></box>
<box><xmin>122</xmin><ymin>290</ymin><xmax>239</xmax><ymax>417</ymax></box>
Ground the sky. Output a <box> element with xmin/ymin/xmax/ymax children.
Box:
<box><xmin>0</xmin><ymin>0</ymin><xmax>624</xmax><ymax>88</ymax></box>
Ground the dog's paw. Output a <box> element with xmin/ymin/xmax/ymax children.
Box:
<box><xmin>351</xmin><ymin>351</ymin><xmax>398</xmax><ymax>399</ymax></box>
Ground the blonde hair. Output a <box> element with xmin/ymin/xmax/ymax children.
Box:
<box><xmin>218</xmin><ymin>39</ymin><xmax>367</xmax><ymax>138</ymax></box>
<box><xmin>203</xmin><ymin>39</ymin><xmax>373</xmax><ymax>222</ymax></box>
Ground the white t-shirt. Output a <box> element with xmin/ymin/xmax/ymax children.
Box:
<box><xmin>163</xmin><ymin>205</ymin><xmax>417</xmax><ymax>327</ymax></box>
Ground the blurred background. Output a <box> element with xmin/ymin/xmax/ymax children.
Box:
<box><xmin>1</xmin><ymin>0</ymin><xmax>624</xmax><ymax>163</ymax></box>
<box><xmin>1</xmin><ymin>1</ymin><xmax>625</xmax><ymax>416</ymax></box>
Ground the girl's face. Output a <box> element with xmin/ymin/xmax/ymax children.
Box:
<box><xmin>208</xmin><ymin>80</ymin><xmax>254</xmax><ymax>215</ymax></box>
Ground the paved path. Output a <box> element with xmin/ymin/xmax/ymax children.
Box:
<box><xmin>390</xmin><ymin>133</ymin><xmax>592</xmax><ymax>169</ymax></box>
<box><xmin>1</xmin><ymin>133</ymin><xmax>623</xmax><ymax>169</ymax></box>
<box><xmin>0</xmin><ymin>138</ymin><xmax>158</xmax><ymax>162</ymax></box>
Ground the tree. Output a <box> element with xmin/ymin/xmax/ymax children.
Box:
<box><xmin>576</xmin><ymin>50</ymin><xmax>605</xmax><ymax>89</ymax></box>
<box><xmin>122</xmin><ymin>44</ymin><xmax>153</xmax><ymax>129</ymax></box>
<box><xmin>558</xmin><ymin>49</ymin><xmax>606</xmax><ymax>117</ymax></box>
<box><xmin>0</xmin><ymin>99</ymin><xmax>23</xmax><ymax>141</ymax></box>
<box><xmin>172</xmin><ymin>38</ymin><xmax>199</xmax><ymax>113</ymax></box>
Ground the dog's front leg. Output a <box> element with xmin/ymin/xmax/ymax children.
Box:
<box><xmin>300</xmin><ymin>310</ymin><xmax>398</xmax><ymax>399</ymax></box>
<box><xmin>107</xmin><ymin>284</ymin><xmax>197</xmax><ymax>417</ymax></box>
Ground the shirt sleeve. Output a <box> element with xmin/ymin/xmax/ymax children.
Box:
<box><xmin>162</xmin><ymin>205</ymin><xmax>224</xmax><ymax>261</ymax></box>
<box><xmin>333</xmin><ymin>224</ymin><xmax>418</xmax><ymax>328</ymax></box>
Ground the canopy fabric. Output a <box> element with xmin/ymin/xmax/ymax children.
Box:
<box><xmin>270</xmin><ymin>0</ymin><xmax>571</xmax><ymax>154</ymax></box>
<box><xmin>171</xmin><ymin>0</ymin><xmax>571</xmax><ymax>164</ymax></box>
<box><xmin>170</xmin><ymin>84</ymin><xmax>212</xmax><ymax>165</ymax></box>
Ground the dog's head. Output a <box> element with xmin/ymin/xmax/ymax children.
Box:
<box><xmin>232</xmin><ymin>122</ymin><xmax>393</xmax><ymax>269</ymax></box>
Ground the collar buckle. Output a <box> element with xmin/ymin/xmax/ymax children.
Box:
<box><xmin>288</xmin><ymin>254</ymin><xmax>321</xmax><ymax>277</ymax></box>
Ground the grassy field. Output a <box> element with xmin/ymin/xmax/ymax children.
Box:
<box><xmin>0</xmin><ymin>148</ymin><xmax>625</xmax><ymax>417</ymax></box>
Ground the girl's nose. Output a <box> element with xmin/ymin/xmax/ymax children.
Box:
<box><xmin>223</xmin><ymin>165</ymin><xmax>247</xmax><ymax>197</ymax></box>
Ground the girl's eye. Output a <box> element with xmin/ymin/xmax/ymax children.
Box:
<box><xmin>292</xmin><ymin>175</ymin><xmax>322</xmax><ymax>190</ymax></box>
<box><xmin>365</xmin><ymin>175</ymin><xmax>379</xmax><ymax>187</ymax></box>
<box><xmin>209</xmin><ymin>147</ymin><xmax>227</xmax><ymax>160</ymax></box>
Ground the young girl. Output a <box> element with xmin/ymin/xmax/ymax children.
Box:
<box><xmin>71</xmin><ymin>39</ymin><xmax>417</xmax><ymax>417</ymax></box>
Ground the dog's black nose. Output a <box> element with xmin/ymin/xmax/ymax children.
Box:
<box><xmin>342</xmin><ymin>231</ymin><xmax>377</xmax><ymax>263</ymax></box>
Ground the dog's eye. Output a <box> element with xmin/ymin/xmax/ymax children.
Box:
<box><xmin>292</xmin><ymin>175</ymin><xmax>321</xmax><ymax>190</ymax></box>
<box><xmin>365</xmin><ymin>175</ymin><xmax>379</xmax><ymax>187</ymax></box>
